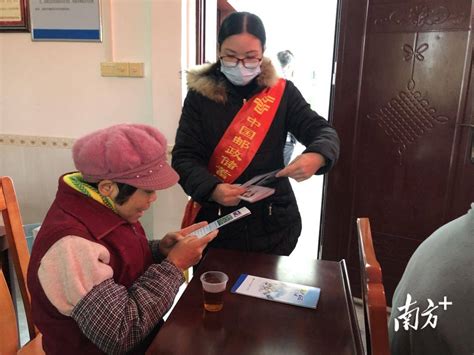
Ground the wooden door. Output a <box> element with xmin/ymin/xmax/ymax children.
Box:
<box><xmin>196</xmin><ymin>0</ymin><xmax>235</xmax><ymax>65</ymax></box>
<box><xmin>217</xmin><ymin>0</ymin><xmax>235</xmax><ymax>26</ymax></box>
<box><xmin>321</xmin><ymin>0</ymin><xmax>473</xmax><ymax>304</ymax></box>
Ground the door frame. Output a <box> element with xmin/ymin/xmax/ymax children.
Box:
<box><xmin>320</xmin><ymin>0</ymin><xmax>369</xmax><ymax>261</ymax></box>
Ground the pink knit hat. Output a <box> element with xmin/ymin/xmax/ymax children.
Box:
<box><xmin>73</xmin><ymin>124</ymin><xmax>179</xmax><ymax>190</ymax></box>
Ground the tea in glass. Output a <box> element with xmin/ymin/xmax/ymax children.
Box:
<box><xmin>200</xmin><ymin>271</ymin><xmax>229</xmax><ymax>312</ymax></box>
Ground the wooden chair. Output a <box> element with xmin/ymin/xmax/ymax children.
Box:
<box><xmin>356</xmin><ymin>217</ymin><xmax>390</xmax><ymax>355</ymax></box>
<box><xmin>0</xmin><ymin>176</ymin><xmax>37</xmax><ymax>339</ymax></box>
<box><xmin>0</xmin><ymin>268</ymin><xmax>44</xmax><ymax>354</ymax></box>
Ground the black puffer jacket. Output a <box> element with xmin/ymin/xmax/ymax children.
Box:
<box><xmin>172</xmin><ymin>58</ymin><xmax>340</xmax><ymax>255</ymax></box>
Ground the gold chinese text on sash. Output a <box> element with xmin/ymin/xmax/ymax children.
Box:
<box><xmin>181</xmin><ymin>78</ymin><xmax>286</xmax><ymax>228</ymax></box>
<box><xmin>208</xmin><ymin>78</ymin><xmax>286</xmax><ymax>182</ymax></box>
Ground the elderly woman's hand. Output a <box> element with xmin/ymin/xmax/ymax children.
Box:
<box><xmin>159</xmin><ymin>221</ymin><xmax>209</xmax><ymax>256</ymax></box>
<box><xmin>276</xmin><ymin>152</ymin><xmax>326</xmax><ymax>182</ymax></box>
<box><xmin>166</xmin><ymin>229</ymin><xmax>219</xmax><ymax>270</ymax></box>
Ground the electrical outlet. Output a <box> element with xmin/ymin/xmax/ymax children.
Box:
<box><xmin>129</xmin><ymin>63</ymin><xmax>144</xmax><ymax>77</ymax></box>
<box><xmin>100</xmin><ymin>62</ymin><xmax>129</xmax><ymax>77</ymax></box>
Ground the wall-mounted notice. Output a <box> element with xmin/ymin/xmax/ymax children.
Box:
<box><xmin>30</xmin><ymin>0</ymin><xmax>101</xmax><ymax>41</ymax></box>
<box><xmin>0</xmin><ymin>0</ymin><xmax>29</xmax><ymax>31</ymax></box>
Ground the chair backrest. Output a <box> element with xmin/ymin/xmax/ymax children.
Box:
<box><xmin>356</xmin><ymin>217</ymin><xmax>390</xmax><ymax>355</ymax></box>
<box><xmin>0</xmin><ymin>176</ymin><xmax>36</xmax><ymax>339</ymax></box>
<box><xmin>0</xmin><ymin>268</ymin><xmax>44</xmax><ymax>355</ymax></box>
<box><xmin>0</xmin><ymin>267</ymin><xmax>20</xmax><ymax>354</ymax></box>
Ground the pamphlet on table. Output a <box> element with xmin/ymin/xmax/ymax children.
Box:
<box><xmin>231</xmin><ymin>274</ymin><xmax>321</xmax><ymax>309</ymax></box>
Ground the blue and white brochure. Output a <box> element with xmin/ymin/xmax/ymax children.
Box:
<box><xmin>231</xmin><ymin>274</ymin><xmax>321</xmax><ymax>309</ymax></box>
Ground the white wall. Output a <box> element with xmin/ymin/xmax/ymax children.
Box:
<box><xmin>1</xmin><ymin>1</ymin><xmax>149</xmax><ymax>137</ymax></box>
<box><xmin>0</xmin><ymin>0</ymin><xmax>189</xmax><ymax>238</ymax></box>
<box><xmin>150</xmin><ymin>0</ymin><xmax>189</xmax><ymax>236</ymax></box>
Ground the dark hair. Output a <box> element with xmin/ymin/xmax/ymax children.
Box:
<box><xmin>218</xmin><ymin>12</ymin><xmax>266</xmax><ymax>49</ymax></box>
<box><xmin>277</xmin><ymin>50</ymin><xmax>294</xmax><ymax>68</ymax></box>
<box><xmin>88</xmin><ymin>181</ymin><xmax>137</xmax><ymax>205</ymax></box>
<box><xmin>114</xmin><ymin>183</ymin><xmax>138</xmax><ymax>205</ymax></box>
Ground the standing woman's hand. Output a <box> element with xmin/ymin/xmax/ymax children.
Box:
<box><xmin>276</xmin><ymin>152</ymin><xmax>326</xmax><ymax>182</ymax></box>
<box><xmin>211</xmin><ymin>183</ymin><xmax>247</xmax><ymax>206</ymax></box>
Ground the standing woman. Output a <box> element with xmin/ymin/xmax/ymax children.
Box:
<box><xmin>172</xmin><ymin>12</ymin><xmax>339</xmax><ymax>256</ymax></box>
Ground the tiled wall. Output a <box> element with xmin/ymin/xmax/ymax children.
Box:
<box><xmin>0</xmin><ymin>134</ymin><xmax>76</xmax><ymax>225</ymax></box>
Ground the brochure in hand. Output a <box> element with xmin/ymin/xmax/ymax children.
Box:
<box><xmin>192</xmin><ymin>207</ymin><xmax>251</xmax><ymax>238</ymax></box>
<box><xmin>238</xmin><ymin>169</ymin><xmax>281</xmax><ymax>203</ymax></box>
<box><xmin>231</xmin><ymin>274</ymin><xmax>321</xmax><ymax>309</ymax></box>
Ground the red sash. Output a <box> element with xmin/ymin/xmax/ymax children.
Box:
<box><xmin>181</xmin><ymin>78</ymin><xmax>286</xmax><ymax>228</ymax></box>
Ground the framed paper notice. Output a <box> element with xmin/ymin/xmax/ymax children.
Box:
<box><xmin>30</xmin><ymin>0</ymin><xmax>102</xmax><ymax>41</ymax></box>
<box><xmin>0</xmin><ymin>0</ymin><xmax>29</xmax><ymax>31</ymax></box>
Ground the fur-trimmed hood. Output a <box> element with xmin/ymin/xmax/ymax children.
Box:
<box><xmin>186</xmin><ymin>57</ymin><xmax>279</xmax><ymax>104</ymax></box>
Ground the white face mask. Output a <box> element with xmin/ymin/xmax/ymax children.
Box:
<box><xmin>220</xmin><ymin>62</ymin><xmax>261</xmax><ymax>86</ymax></box>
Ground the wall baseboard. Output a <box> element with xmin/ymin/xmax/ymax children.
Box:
<box><xmin>0</xmin><ymin>134</ymin><xmax>174</xmax><ymax>161</ymax></box>
<box><xmin>0</xmin><ymin>134</ymin><xmax>75</xmax><ymax>149</ymax></box>
<box><xmin>0</xmin><ymin>133</ymin><xmax>174</xmax><ymax>160</ymax></box>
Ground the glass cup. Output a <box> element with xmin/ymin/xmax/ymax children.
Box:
<box><xmin>200</xmin><ymin>271</ymin><xmax>229</xmax><ymax>312</ymax></box>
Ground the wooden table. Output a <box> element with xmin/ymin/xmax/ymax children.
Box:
<box><xmin>147</xmin><ymin>249</ymin><xmax>363</xmax><ymax>355</ymax></box>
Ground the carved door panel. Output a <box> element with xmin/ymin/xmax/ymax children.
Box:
<box><xmin>321</xmin><ymin>0</ymin><xmax>473</xmax><ymax>303</ymax></box>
